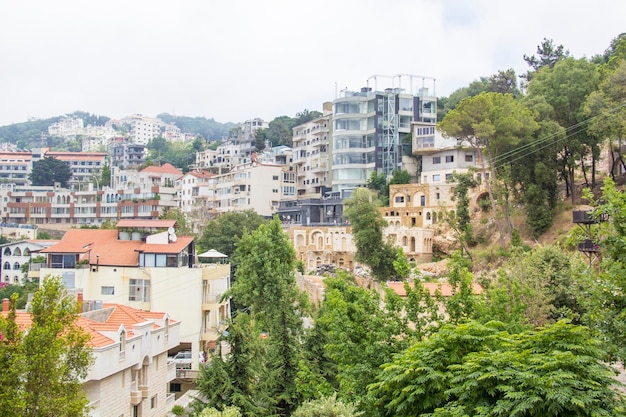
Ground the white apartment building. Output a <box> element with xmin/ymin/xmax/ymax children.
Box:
<box><xmin>2</xmin><ymin>300</ymin><xmax>181</xmax><ymax>417</ymax></box>
<box><xmin>0</xmin><ymin>151</ymin><xmax>31</xmax><ymax>187</ymax></box>
<box><xmin>120</xmin><ymin>115</ymin><xmax>164</xmax><ymax>146</ymax></box>
<box><xmin>292</xmin><ymin>104</ymin><xmax>332</xmax><ymax>199</ymax></box>
<box><xmin>210</xmin><ymin>159</ymin><xmax>294</xmax><ymax>217</ymax></box>
<box><xmin>38</xmin><ymin>220</ymin><xmax>231</xmax><ymax>371</ymax></box>
<box><xmin>331</xmin><ymin>75</ymin><xmax>436</xmax><ymax>198</ymax></box>
<box><xmin>0</xmin><ymin>239</ymin><xmax>57</xmax><ymax>284</ymax></box>
<box><xmin>177</xmin><ymin>170</ymin><xmax>214</xmax><ymax>214</ymax></box>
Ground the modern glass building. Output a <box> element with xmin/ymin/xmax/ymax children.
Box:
<box><xmin>330</xmin><ymin>74</ymin><xmax>436</xmax><ymax>198</ymax></box>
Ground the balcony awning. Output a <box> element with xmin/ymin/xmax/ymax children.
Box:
<box><xmin>198</xmin><ymin>249</ymin><xmax>227</xmax><ymax>258</ymax></box>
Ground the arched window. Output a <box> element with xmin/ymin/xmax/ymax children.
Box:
<box><xmin>56</xmin><ymin>195</ymin><xmax>61</xmax><ymax>204</ymax></box>
<box><xmin>13</xmin><ymin>262</ymin><xmax>20</xmax><ymax>270</ymax></box>
<box><xmin>426</xmin><ymin>212</ymin><xmax>431</xmax><ymax>220</ymax></box>
<box><xmin>14</xmin><ymin>247</ymin><xmax>21</xmax><ymax>256</ymax></box>
<box><xmin>23</xmin><ymin>248</ymin><xmax>30</xmax><ymax>256</ymax></box>
<box><xmin>3</xmin><ymin>247</ymin><xmax>11</xmax><ymax>256</ymax></box>
<box><xmin>120</xmin><ymin>329</ymin><xmax>127</xmax><ymax>352</ymax></box>
<box><xmin>3</xmin><ymin>275</ymin><xmax>8</xmax><ymax>282</ymax></box>
<box><xmin>3</xmin><ymin>262</ymin><xmax>10</xmax><ymax>270</ymax></box>
<box><xmin>13</xmin><ymin>276</ymin><xmax>19</xmax><ymax>283</ymax></box>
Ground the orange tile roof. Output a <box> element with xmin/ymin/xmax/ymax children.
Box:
<box><xmin>3</xmin><ymin>304</ymin><xmax>174</xmax><ymax>348</ymax></box>
<box><xmin>387</xmin><ymin>281</ymin><xmax>483</xmax><ymax>297</ymax></box>
<box><xmin>116</xmin><ymin>219</ymin><xmax>176</xmax><ymax>229</ymax></box>
<box><xmin>140</xmin><ymin>163</ymin><xmax>182</xmax><ymax>176</ymax></box>
<box><xmin>39</xmin><ymin>229</ymin><xmax>143</xmax><ymax>266</ymax></box>
<box><xmin>38</xmin><ymin>229</ymin><xmax>193</xmax><ymax>266</ymax></box>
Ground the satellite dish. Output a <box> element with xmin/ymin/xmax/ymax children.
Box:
<box><xmin>167</xmin><ymin>227</ymin><xmax>175</xmax><ymax>234</ymax></box>
<box><xmin>169</xmin><ymin>234</ymin><xmax>177</xmax><ymax>243</ymax></box>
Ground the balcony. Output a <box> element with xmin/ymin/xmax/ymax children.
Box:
<box><xmin>167</xmin><ymin>361</ymin><xmax>176</xmax><ymax>382</ymax></box>
<box><xmin>139</xmin><ymin>384</ymin><xmax>149</xmax><ymax>398</ymax></box>
<box><xmin>130</xmin><ymin>380</ymin><xmax>141</xmax><ymax>405</ymax></box>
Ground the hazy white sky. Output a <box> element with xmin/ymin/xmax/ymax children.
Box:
<box><xmin>0</xmin><ymin>0</ymin><xmax>624</xmax><ymax>127</ymax></box>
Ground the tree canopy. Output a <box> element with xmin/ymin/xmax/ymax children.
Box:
<box><xmin>29</xmin><ymin>156</ymin><xmax>72</xmax><ymax>187</ymax></box>
<box><xmin>0</xmin><ymin>275</ymin><xmax>93</xmax><ymax>416</ymax></box>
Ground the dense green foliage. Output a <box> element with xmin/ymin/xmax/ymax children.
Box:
<box><xmin>196</xmin><ymin>210</ymin><xmax>267</xmax><ymax>256</ymax></box>
<box><xmin>0</xmin><ymin>276</ymin><xmax>93</xmax><ymax>416</ymax></box>
<box><xmin>29</xmin><ymin>156</ymin><xmax>72</xmax><ymax>187</ymax></box>
<box><xmin>157</xmin><ymin>113</ymin><xmax>234</xmax><ymax>140</ymax></box>
<box><xmin>370</xmin><ymin>320</ymin><xmax>624</xmax><ymax>417</ymax></box>
<box><xmin>343</xmin><ymin>188</ymin><xmax>407</xmax><ymax>281</ymax></box>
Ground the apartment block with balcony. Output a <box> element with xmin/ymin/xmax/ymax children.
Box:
<box><xmin>331</xmin><ymin>75</ymin><xmax>437</xmax><ymax>198</ymax></box>
<box><xmin>1</xmin><ymin>300</ymin><xmax>181</xmax><ymax>417</ymax></box>
<box><xmin>111</xmin><ymin>143</ymin><xmax>147</xmax><ymax>169</ymax></box>
<box><xmin>0</xmin><ymin>151</ymin><xmax>32</xmax><ymax>187</ymax></box>
<box><xmin>38</xmin><ymin>219</ymin><xmax>231</xmax><ymax>372</ymax></box>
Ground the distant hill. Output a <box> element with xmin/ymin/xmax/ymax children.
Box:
<box><xmin>0</xmin><ymin>111</ymin><xmax>235</xmax><ymax>150</ymax></box>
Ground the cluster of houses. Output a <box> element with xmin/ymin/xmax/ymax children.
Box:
<box><xmin>0</xmin><ymin>74</ymin><xmax>495</xmax><ymax>416</ymax></box>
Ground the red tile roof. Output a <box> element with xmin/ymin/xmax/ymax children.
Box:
<box><xmin>39</xmin><ymin>229</ymin><xmax>143</xmax><ymax>266</ymax></box>
<box><xmin>2</xmin><ymin>304</ymin><xmax>174</xmax><ymax>348</ymax></box>
<box><xmin>140</xmin><ymin>163</ymin><xmax>182</xmax><ymax>175</ymax></box>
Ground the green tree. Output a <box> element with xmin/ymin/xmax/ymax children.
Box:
<box><xmin>29</xmin><ymin>156</ymin><xmax>72</xmax><ymax>187</ymax></box>
<box><xmin>585</xmin><ymin>58</ymin><xmax>626</xmax><ymax>180</ymax></box>
<box><xmin>292</xmin><ymin>393</ymin><xmax>361</xmax><ymax>417</ymax></box>
<box><xmin>229</xmin><ymin>217</ymin><xmax>304</xmax><ymax>416</ymax></box>
<box><xmin>159</xmin><ymin>207</ymin><xmax>194</xmax><ymax>236</ymax></box>
<box><xmin>522</xmin><ymin>37</ymin><xmax>570</xmax><ymax>80</ymax></box>
<box><xmin>0</xmin><ymin>275</ymin><xmax>93</xmax><ymax>416</ymax></box>
<box><xmin>99</xmin><ymin>163</ymin><xmax>111</xmax><ymax>188</ymax></box>
<box><xmin>527</xmin><ymin>57</ymin><xmax>599</xmax><ymax>200</ymax></box>
<box><xmin>366</xmin><ymin>171</ymin><xmax>389</xmax><ymax>205</ymax></box>
<box><xmin>294</xmin><ymin>109</ymin><xmax>323</xmax><ymax>126</ymax></box>
<box><xmin>197</xmin><ymin>210</ymin><xmax>267</xmax><ymax>256</ymax></box>
<box><xmin>370</xmin><ymin>320</ymin><xmax>625</xmax><ymax>417</ymax></box>
<box><xmin>196</xmin><ymin>312</ymin><xmax>268</xmax><ymax>416</ymax></box>
<box><xmin>445</xmin><ymin>171</ymin><xmax>479</xmax><ymax>250</ymax></box>
<box><xmin>343</xmin><ymin>188</ymin><xmax>404</xmax><ymax>281</ymax></box>
<box><xmin>439</xmin><ymin>92</ymin><xmax>539</xmax><ymax>234</ymax></box>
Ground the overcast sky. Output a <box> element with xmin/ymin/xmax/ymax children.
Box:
<box><xmin>0</xmin><ymin>0</ymin><xmax>624</xmax><ymax>127</ymax></box>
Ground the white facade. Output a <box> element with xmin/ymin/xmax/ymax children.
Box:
<box><xmin>80</xmin><ymin>305</ymin><xmax>181</xmax><ymax>417</ymax></box>
<box><xmin>39</xmin><ymin>225</ymin><xmax>231</xmax><ymax>371</ymax></box>
<box><xmin>292</xmin><ymin>107</ymin><xmax>332</xmax><ymax>199</ymax></box>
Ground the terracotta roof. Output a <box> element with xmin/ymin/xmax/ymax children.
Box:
<box><xmin>187</xmin><ymin>171</ymin><xmax>214</xmax><ymax>179</ymax></box>
<box><xmin>39</xmin><ymin>229</ymin><xmax>143</xmax><ymax>266</ymax></box>
<box><xmin>39</xmin><ymin>229</ymin><xmax>193</xmax><ymax>266</ymax></box>
<box><xmin>45</xmin><ymin>151</ymin><xmax>107</xmax><ymax>161</ymax></box>
<box><xmin>116</xmin><ymin>219</ymin><xmax>176</xmax><ymax>229</ymax></box>
<box><xmin>140</xmin><ymin>163</ymin><xmax>182</xmax><ymax>175</ymax></box>
<box><xmin>3</xmin><ymin>304</ymin><xmax>174</xmax><ymax>348</ymax></box>
<box><xmin>387</xmin><ymin>281</ymin><xmax>483</xmax><ymax>297</ymax></box>
<box><xmin>136</xmin><ymin>236</ymin><xmax>193</xmax><ymax>254</ymax></box>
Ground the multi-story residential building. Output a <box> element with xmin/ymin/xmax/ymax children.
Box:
<box><xmin>290</xmin><ymin>225</ymin><xmax>356</xmax><ymax>272</ymax></box>
<box><xmin>110</xmin><ymin>142</ymin><xmax>147</xmax><ymax>170</ymax></box>
<box><xmin>211</xmin><ymin>158</ymin><xmax>294</xmax><ymax>217</ymax></box>
<box><xmin>331</xmin><ymin>74</ymin><xmax>436</xmax><ymax>198</ymax></box>
<box><xmin>120</xmin><ymin>114</ymin><xmax>164</xmax><ymax>146</ymax></box>
<box><xmin>292</xmin><ymin>104</ymin><xmax>332</xmax><ymax>199</ymax></box>
<box><xmin>177</xmin><ymin>170</ymin><xmax>214</xmax><ymax>215</ymax></box>
<box><xmin>112</xmin><ymin>163</ymin><xmax>181</xmax><ymax>190</ymax></box>
<box><xmin>0</xmin><ymin>151</ymin><xmax>31</xmax><ymax>186</ymax></box>
<box><xmin>1</xmin><ymin>184</ymin><xmax>177</xmax><ymax>228</ymax></box>
<box><xmin>231</xmin><ymin>118</ymin><xmax>268</xmax><ymax>158</ymax></box>
<box><xmin>1</xmin><ymin>299</ymin><xmax>181</xmax><ymax>417</ymax></box>
<box><xmin>38</xmin><ymin>219</ymin><xmax>231</xmax><ymax>371</ymax></box>
<box><xmin>0</xmin><ymin>239</ymin><xmax>58</xmax><ymax>284</ymax></box>
<box><xmin>34</xmin><ymin>150</ymin><xmax>108</xmax><ymax>191</ymax></box>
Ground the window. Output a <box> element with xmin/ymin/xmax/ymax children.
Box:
<box><xmin>432</xmin><ymin>156</ymin><xmax>441</xmax><ymax>164</ymax></box>
<box><xmin>129</xmin><ymin>279</ymin><xmax>150</xmax><ymax>302</ymax></box>
<box><xmin>465</xmin><ymin>154</ymin><xmax>473</xmax><ymax>162</ymax></box>
<box><xmin>272</xmin><ymin>175</ymin><xmax>279</xmax><ymax>180</ymax></box>
<box><xmin>445</xmin><ymin>155</ymin><xmax>454</xmax><ymax>163</ymax></box>
<box><xmin>445</xmin><ymin>173</ymin><xmax>453</xmax><ymax>181</ymax></box>
<box><xmin>420</xmin><ymin>195</ymin><xmax>426</xmax><ymax>206</ymax></box>
<box><xmin>436</xmin><ymin>192</ymin><xmax>441</xmax><ymax>200</ymax></box>
<box><xmin>170</xmin><ymin>382</ymin><xmax>181</xmax><ymax>392</ymax></box>
<box><xmin>395</xmin><ymin>196</ymin><xmax>405</xmax><ymax>203</ymax></box>
<box><xmin>151</xmin><ymin>395</ymin><xmax>157</xmax><ymax>409</ymax></box>
<box><xmin>432</xmin><ymin>174</ymin><xmax>441</xmax><ymax>182</ymax></box>
<box><xmin>101</xmin><ymin>286</ymin><xmax>115</xmax><ymax>295</ymax></box>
